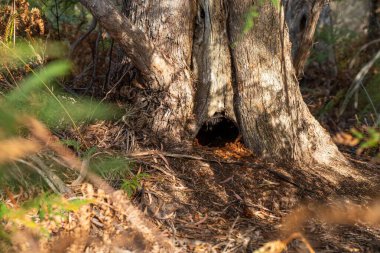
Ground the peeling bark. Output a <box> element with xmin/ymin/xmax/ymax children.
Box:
<box><xmin>192</xmin><ymin>0</ymin><xmax>235</xmax><ymax>126</ymax></box>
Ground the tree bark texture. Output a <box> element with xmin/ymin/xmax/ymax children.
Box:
<box><xmin>284</xmin><ymin>0</ymin><xmax>327</xmax><ymax>76</ymax></box>
<box><xmin>123</xmin><ymin>0</ymin><xmax>197</xmax><ymax>145</ymax></box>
<box><xmin>192</xmin><ymin>0</ymin><xmax>235</xmax><ymax>125</ymax></box>
<box><xmin>227</xmin><ymin>0</ymin><xmax>354</xmax><ymax>178</ymax></box>
<box><xmin>81</xmin><ymin>0</ymin><xmax>196</xmax><ymax>145</ymax></box>
<box><xmin>80</xmin><ymin>0</ymin><xmax>362</xmax><ymax>182</ymax></box>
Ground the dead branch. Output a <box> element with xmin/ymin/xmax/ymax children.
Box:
<box><xmin>102</xmin><ymin>39</ymin><xmax>114</xmax><ymax>91</ymax></box>
<box><xmin>127</xmin><ymin>150</ymin><xmax>245</xmax><ymax>165</ymax></box>
<box><xmin>16</xmin><ymin>158</ymin><xmax>61</xmax><ymax>195</ymax></box>
<box><xmin>30</xmin><ymin>155</ymin><xmax>73</xmax><ymax>195</ymax></box>
<box><xmin>71</xmin><ymin>158</ymin><xmax>89</xmax><ymax>186</ymax></box>
<box><xmin>349</xmin><ymin>38</ymin><xmax>380</xmax><ymax>69</ymax></box>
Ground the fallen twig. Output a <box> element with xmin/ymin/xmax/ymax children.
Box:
<box><xmin>30</xmin><ymin>155</ymin><xmax>73</xmax><ymax>195</ymax></box>
<box><xmin>127</xmin><ymin>150</ymin><xmax>245</xmax><ymax>165</ymax></box>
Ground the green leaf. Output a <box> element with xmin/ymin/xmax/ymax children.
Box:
<box><xmin>271</xmin><ymin>0</ymin><xmax>280</xmax><ymax>9</ymax></box>
<box><xmin>0</xmin><ymin>108</ymin><xmax>17</xmax><ymax>138</ymax></box>
<box><xmin>121</xmin><ymin>173</ymin><xmax>149</xmax><ymax>197</ymax></box>
<box><xmin>243</xmin><ymin>6</ymin><xmax>259</xmax><ymax>34</ymax></box>
<box><xmin>61</xmin><ymin>139</ymin><xmax>81</xmax><ymax>153</ymax></box>
<box><xmin>5</xmin><ymin>60</ymin><xmax>71</xmax><ymax>104</ymax></box>
<box><xmin>350</xmin><ymin>128</ymin><xmax>364</xmax><ymax>140</ymax></box>
<box><xmin>0</xmin><ymin>203</ymin><xmax>9</xmax><ymax>219</ymax></box>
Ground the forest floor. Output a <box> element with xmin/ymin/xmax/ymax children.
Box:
<box><xmin>3</xmin><ymin>81</ymin><xmax>379</xmax><ymax>252</ymax></box>
<box><xmin>29</xmin><ymin>121</ymin><xmax>379</xmax><ymax>253</ymax></box>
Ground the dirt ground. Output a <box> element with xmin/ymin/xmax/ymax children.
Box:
<box><xmin>129</xmin><ymin>142</ymin><xmax>380</xmax><ymax>252</ymax></box>
<box><xmin>3</xmin><ymin>120</ymin><xmax>380</xmax><ymax>253</ymax></box>
<box><xmin>50</xmin><ymin>119</ymin><xmax>380</xmax><ymax>253</ymax></box>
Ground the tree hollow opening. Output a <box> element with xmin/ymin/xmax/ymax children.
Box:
<box><xmin>196</xmin><ymin>113</ymin><xmax>239</xmax><ymax>147</ymax></box>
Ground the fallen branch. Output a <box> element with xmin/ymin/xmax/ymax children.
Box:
<box><xmin>71</xmin><ymin>158</ymin><xmax>89</xmax><ymax>186</ymax></box>
<box><xmin>127</xmin><ymin>150</ymin><xmax>246</xmax><ymax>165</ymax></box>
<box><xmin>349</xmin><ymin>38</ymin><xmax>380</xmax><ymax>69</ymax></box>
<box><xmin>30</xmin><ymin>155</ymin><xmax>73</xmax><ymax>195</ymax></box>
<box><xmin>16</xmin><ymin>158</ymin><xmax>61</xmax><ymax>195</ymax></box>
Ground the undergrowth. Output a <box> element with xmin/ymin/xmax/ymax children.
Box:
<box><xmin>0</xmin><ymin>35</ymin><xmax>146</xmax><ymax>248</ymax></box>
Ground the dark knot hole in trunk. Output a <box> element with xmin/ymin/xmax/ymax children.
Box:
<box><xmin>196</xmin><ymin>113</ymin><xmax>239</xmax><ymax>147</ymax></box>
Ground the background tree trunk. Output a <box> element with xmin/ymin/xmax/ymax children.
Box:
<box><xmin>369</xmin><ymin>0</ymin><xmax>380</xmax><ymax>39</ymax></box>
<box><xmin>81</xmin><ymin>0</ymin><xmax>363</xmax><ymax>184</ymax></box>
<box><xmin>284</xmin><ymin>0</ymin><xmax>326</xmax><ymax>76</ymax></box>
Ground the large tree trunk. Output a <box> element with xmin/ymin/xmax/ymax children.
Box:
<box><xmin>80</xmin><ymin>0</ymin><xmax>196</xmax><ymax>146</ymax></box>
<box><xmin>80</xmin><ymin>0</ymin><xmax>363</xmax><ymax>183</ymax></box>
<box><xmin>122</xmin><ymin>1</ymin><xmax>197</xmax><ymax>146</ymax></box>
<box><xmin>227</xmin><ymin>1</ymin><xmax>352</xmax><ymax>175</ymax></box>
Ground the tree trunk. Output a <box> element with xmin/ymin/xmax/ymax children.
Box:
<box><xmin>369</xmin><ymin>0</ymin><xmax>380</xmax><ymax>39</ymax></box>
<box><xmin>80</xmin><ymin>0</ymin><xmax>196</xmax><ymax>145</ymax></box>
<box><xmin>284</xmin><ymin>0</ymin><xmax>326</xmax><ymax>76</ymax></box>
<box><xmin>80</xmin><ymin>0</ymin><xmax>363</xmax><ymax>183</ymax></box>
<box><xmin>227</xmin><ymin>1</ymin><xmax>353</xmax><ymax>176</ymax></box>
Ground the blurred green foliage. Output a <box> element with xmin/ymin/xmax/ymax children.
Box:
<box><xmin>0</xmin><ymin>193</ymin><xmax>91</xmax><ymax>235</ymax></box>
<box><xmin>243</xmin><ymin>0</ymin><xmax>280</xmax><ymax>35</ymax></box>
<box><xmin>0</xmin><ymin>39</ymin><xmax>142</xmax><ymax>244</ymax></box>
<box><xmin>351</xmin><ymin>128</ymin><xmax>380</xmax><ymax>155</ymax></box>
<box><xmin>0</xmin><ymin>42</ymin><xmax>122</xmax><ymax>135</ymax></box>
<box><xmin>122</xmin><ymin>172</ymin><xmax>149</xmax><ymax>197</ymax></box>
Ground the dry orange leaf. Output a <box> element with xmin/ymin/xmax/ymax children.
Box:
<box><xmin>0</xmin><ymin>138</ymin><xmax>41</xmax><ymax>163</ymax></box>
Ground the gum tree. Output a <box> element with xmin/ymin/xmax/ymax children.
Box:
<box><xmin>79</xmin><ymin>0</ymin><xmax>362</xmax><ymax>185</ymax></box>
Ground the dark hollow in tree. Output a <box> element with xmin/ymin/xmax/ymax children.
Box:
<box><xmin>196</xmin><ymin>113</ymin><xmax>239</xmax><ymax>147</ymax></box>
